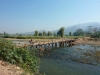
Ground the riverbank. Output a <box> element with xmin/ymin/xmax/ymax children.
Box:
<box><xmin>3</xmin><ymin>37</ymin><xmax>100</xmax><ymax>46</ymax></box>
<box><xmin>0</xmin><ymin>39</ymin><xmax>39</xmax><ymax>75</ymax></box>
<box><xmin>39</xmin><ymin>44</ymin><xmax>100</xmax><ymax>75</ymax></box>
<box><xmin>1</xmin><ymin>38</ymin><xmax>100</xmax><ymax>75</ymax></box>
<box><xmin>75</xmin><ymin>38</ymin><xmax>100</xmax><ymax>46</ymax></box>
<box><xmin>0</xmin><ymin>60</ymin><xmax>27</xmax><ymax>75</ymax></box>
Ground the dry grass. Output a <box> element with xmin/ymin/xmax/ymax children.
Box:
<box><xmin>75</xmin><ymin>38</ymin><xmax>100</xmax><ymax>46</ymax></box>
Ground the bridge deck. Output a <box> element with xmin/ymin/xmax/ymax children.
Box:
<box><xmin>28</xmin><ymin>39</ymin><xmax>76</xmax><ymax>46</ymax></box>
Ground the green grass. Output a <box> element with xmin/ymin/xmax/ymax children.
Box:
<box><xmin>3</xmin><ymin>35</ymin><xmax>86</xmax><ymax>39</ymax></box>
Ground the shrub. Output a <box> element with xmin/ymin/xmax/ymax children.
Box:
<box><xmin>0</xmin><ymin>39</ymin><xmax>38</xmax><ymax>73</ymax></box>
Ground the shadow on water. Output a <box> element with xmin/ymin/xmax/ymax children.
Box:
<box><xmin>39</xmin><ymin>44</ymin><xmax>100</xmax><ymax>75</ymax></box>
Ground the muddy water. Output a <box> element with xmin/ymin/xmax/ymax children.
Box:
<box><xmin>39</xmin><ymin>45</ymin><xmax>100</xmax><ymax>75</ymax></box>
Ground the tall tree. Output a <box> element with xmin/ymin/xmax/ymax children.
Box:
<box><xmin>53</xmin><ymin>32</ymin><xmax>56</xmax><ymax>36</ymax></box>
<box><xmin>43</xmin><ymin>31</ymin><xmax>46</xmax><ymax>36</ymax></box>
<box><xmin>57</xmin><ymin>27</ymin><xmax>64</xmax><ymax>37</ymax></box>
<box><xmin>51</xmin><ymin>32</ymin><xmax>53</xmax><ymax>36</ymax></box>
<box><xmin>35</xmin><ymin>30</ymin><xmax>38</xmax><ymax>36</ymax></box>
<box><xmin>19</xmin><ymin>34</ymin><xmax>22</xmax><ymax>36</ymax></box>
<box><xmin>47</xmin><ymin>31</ymin><xmax>51</xmax><ymax>36</ymax></box>
<box><xmin>39</xmin><ymin>32</ymin><xmax>42</xmax><ymax>36</ymax></box>
<box><xmin>69</xmin><ymin>32</ymin><xmax>71</xmax><ymax>36</ymax></box>
<box><xmin>3</xmin><ymin>32</ymin><xmax>6</xmax><ymax>35</ymax></box>
<box><xmin>93</xmin><ymin>27</ymin><xmax>98</xmax><ymax>35</ymax></box>
<box><xmin>74</xmin><ymin>29</ymin><xmax>84</xmax><ymax>36</ymax></box>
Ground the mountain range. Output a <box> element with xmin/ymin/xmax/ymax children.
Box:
<box><xmin>22</xmin><ymin>22</ymin><xmax>100</xmax><ymax>35</ymax></box>
<box><xmin>64</xmin><ymin>22</ymin><xmax>100</xmax><ymax>34</ymax></box>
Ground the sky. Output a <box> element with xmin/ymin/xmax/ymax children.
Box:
<box><xmin>0</xmin><ymin>0</ymin><xmax>100</xmax><ymax>34</ymax></box>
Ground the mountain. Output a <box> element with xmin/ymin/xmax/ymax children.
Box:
<box><xmin>22</xmin><ymin>22</ymin><xmax>100</xmax><ymax>35</ymax></box>
<box><xmin>64</xmin><ymin>22</ymin><xmax>100</xmax><ymax>34</ymax></box>
<box><xmin>22</xmin><ymin>30</ymin><xmax>48</xmax><ymax>35</ymax></box>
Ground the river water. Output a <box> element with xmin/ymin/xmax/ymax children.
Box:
<box><xmin>39</xmin><ymin>44</ymin><xmax>100</xmax><ymax>75</ymax></box>
<box><xmin>12</xmin><ymin>40</ymin><xmax>100</xmax><ymax>75</ymax></box>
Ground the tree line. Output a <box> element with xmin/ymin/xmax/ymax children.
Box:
<box><xmin>34</xmin><ymin>31</ymin><xmax>53</xmax><ymax>36</ymax></box>
<box><xmin>1</xmin><ymin>26</ymin><xmax>100</xmax><ymax>38</ymax></box>
<box><xmin>69</xmin><ymin>26</ymin><xmax>100</xmax><ymax>38</ymax></box>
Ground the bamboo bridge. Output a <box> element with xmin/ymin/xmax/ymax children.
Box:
<box><xmin>29</xmin><ymin>39</ymin><xmax>76</xmax><ymax>48</ymax></box>
<box><xmin>17</xmin><ymin>39</ymin><xmax>77</xmax><ymax>57</ymax></box>
<box><xmin>29</xmin><ymin>39</ymin><xmax>76</xmax><ymax>51</ymax></box>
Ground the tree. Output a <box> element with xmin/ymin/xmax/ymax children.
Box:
<box><xmin>35</xmin><ymin>30</ymin><xmax>38</xmax><ymax>36</ymax></box>
<box><xmin>43</xmin><ymin>31</ymin><xmax>46</xmax><ymax>36</ymax></box>
<box><xmin>53</xmin><ymin>32</ymin><xmax>56</xmax><ymax>36</ymax></box>
<box><xmin>74</xmin><ymin>29</ymin><xmax>84</xmax><ymax>36</ymax></box>
<box><xmin>3</xmin><ymin>32</ymin><xmax>6</xmax><ymax>35</ymax></box>
<box><xmin>47</xmin><ymin>31</ymin><xmax>51</xmax><ymax>36</ymax></box>
<box><xmin>51</xmin><ymin>32</ymin><xmax>53</xmax><ymax>36</ymax></box>
<box><xmin>0</xmin><ymin>33</ymin><xmax>2</xmax><ymax>37</ymax></box>
<box><xmin>88</xmin><ymin>26</ymin><xmax>92</xmax><ymax>34</ymax></box>
<box><xmin>57</xmin><ymin>30</ymin><xmax>61</xmax><ymax>36</ymax></box>
<box><xmin>87</xmin><ymin>26</ymin><xmax>93</xmax><ymax>36</ymax></box>
<box><xmin>89</xmin><ymin>27</ymin><xmax>99</xmax><ymax>38</ymax></box>
<box><xmin>19</xmin><ymin>34</ymin><xmax>22</xmax><ymax>36</ymax></box>
<box><xmin>97</xmin><ymin>30</ymin><xmax>100</xmax><ymax>38</ymax></box>
<box><xmin>16</xmin><ymin>33</ymin><xmax>19</xmax><ymax>36</ymax></box>
<box><xmin>39</xmin><ymin>32</ymin><xmax>42</xmax><ymax>36</ymax></box>
<box><xmin>57</xmin><ymin>27</ymin><xmax>64</xmax><ymax>37</ymax></box>
<box><xmin>93</xmin><ymin>27</ymin><xmax>98</xmax><ymax>35</ymax></box>
<box><xmin>69</xmin><ymin>32</ymin><xmax>71</xmax><ymax>36</ymax></box>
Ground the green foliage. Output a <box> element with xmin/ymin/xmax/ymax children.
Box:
<box><xmin>47</xmin><ymin>31</ymin><xmax>51</xmax><ymax>36</ymax></box>
<box><xmin>3</xmin><ymin>32</ymin><xmax>7</xmax><ymax>35</ymax></box>
<box><xmin>39</xmin><ymin>32</ymin><xmax>42</xmax><ymax>36</ymax></box>
<box><xmin>35</xmin><ymin>30</ymin><xmax>39</xmax><ymax>36</ymax></box>
<box><xmin>3</xmin><ymin>35</ymin><xmax>62</xmax><ymax>39</ymax></box>
<box><xmin>0</xmin><ymin>39</ymin><xmax>38</xmax><ymax>73</ymax></box>
<box><xmin>3</xmin><ymin>35</ymin><xmax>10</xmax><ymax>38</ymax></box>
<box><xmin>19</xmin><ymin>34</ymin><xmax>22</xmax><ymax>36</ymax></box>
<box><xmin>57</xmin><ymin>27</ymin><xmax>64</xmax><ymax>37</ymax></box>
<box><xmin>86</xmin><ymin>28</ymin><xmax>100</xmax><ymax>38</ymax></box>
<box><xmin>43</xmin><ymin>31</ymin><xmax>46</xmax><ymax>36</ymax></box>
<box><xmin>53</xmin><ymin>32</ymin><xmax>56</xmax><ymax>36</ymax></box>
<box><xmin>74</xmin><ymin>29</ymin><xmax>85</xmax><ymax>36</ymax></box>
<box><xmin>69</xmin><ymin>32</ymin><xmax>72</xmax><ymax>36</ymax></box>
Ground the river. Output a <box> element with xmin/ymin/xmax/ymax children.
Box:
<box><xmin>39</xmin><ymin>44</ymin><xmax>100</xmax><ymax>75</ymax></box>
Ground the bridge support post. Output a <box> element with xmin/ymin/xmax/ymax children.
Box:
<box><xmin>65</xmin><ymin>42</ymin><xmax>67</xmax><ymax>47</ymax></box>
<box><xmin>61</xmin><ymin>42</ymin><xmax>64</xmax><ymax>47</ymax></box>
<box><xmin>55</xmin><ymin>43</ymin><xmax>57</xmax><ymax>48</ymax></box>
<box><xmin>59</xmin><ymin>42</ymin><xmax>61</xmax><ymax>47</ymax></box>
<box><xmin>44</xmin><ymin>44</ymin><xmax>47</xmax><ymax>50</ymax></box>
<box><xmin>52</xmin><ymin>43</ymin><xmax>54</xmax><ymax>49</ymax></box>
<box><xmin>36</xmin><ymin>45</ymin><xmax>38</xmax><ymax>48</ymax></box>
<box><xmin>63</xmin><ymin>42</ymin><xmax>64</xmax><ymax>47</ymax></box>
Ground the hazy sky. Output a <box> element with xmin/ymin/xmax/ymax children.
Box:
<box><xmin>0</xmin><ymin>0</ymin><xmax>100</xmax><ymax>33</ymax></box>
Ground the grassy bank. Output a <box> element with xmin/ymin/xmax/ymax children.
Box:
<box><xmin>0</xmin><ymin>39</ymin><xmax>40</xmax><ymax>75</ymax></box>
<box><xmin>2</xmin><ymin>35</ymin><xmax>85</xmax><ymax>39</ymax></box>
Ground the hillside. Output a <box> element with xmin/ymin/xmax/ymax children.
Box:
<box><xmin>64</xmin><ymin>22</ymin><xmax>100</xmax><ymax>34</ymax></box>
<box><xmin>21</xmin><ymin>22</ymin><xmax>100</xmax><ymax>35</ymax></box>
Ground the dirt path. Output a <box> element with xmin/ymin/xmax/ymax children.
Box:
<box><xmin>0</xmin><ymin>60</ymin><xmax>25</xmax><ymax>75</ymax></box>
